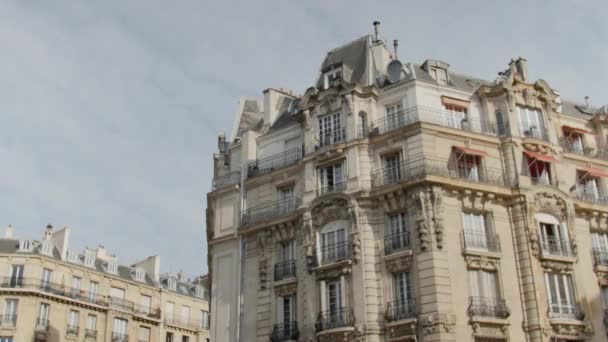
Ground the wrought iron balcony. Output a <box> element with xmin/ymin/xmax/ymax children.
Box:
<box><xmin>271</xmin><ymin>321</ymin><xmax>299</xmax><ymax>342</ymax></box>
<box><xmin>367</xmin><ymin>106</ymin><xmax>499</xmax><ymax>138</ymax></box>
<box><xmin>85</xmin><ymin>328</ymin><xmax>97</xmax><ymax>339</ymax></box>
<box><xmin>573</xmin><ymin>187</ymin><xmax>608</xmax><ymax>205</ymax></box>
<box><xmin>371</xmin><ymin>157</ymin><xmax>508</xmax><ymax>188</ymax></box>
<box><xmin>67</xmin><ymin>324</ymin><xmax>79</xmax><ymax>335</ymax></box>
<box><xmin>2</xmin><ymin>276</ymin><xmax>24</xmax><ymax>288</ymax></box>
<box><xmin>111</xmin><ymin>333</ymin><xmax>129</xmax><ymax>342</ymax></box>
<box><xmin>461</xmin><ymin>230</ymin><xmax>501</xmax><ymax>253</ymax></box>
<box><xmin>318</xmin><ymin>128</ymin><xmax>345</xmax><ymax>148</ymax></box>
<box><xmin>593</xmin><ymin>249</ymin><xmax>608</xmax><ymax>266</ymax></box>
<box><xmin>0</xmin><ymin>314</ymin><xmax>16</xmax><ymax>327</ymax></box>
<box><xmin>315</xmin><ymin>307</ymin><xmax>355</xmax><ymax>332</ymax></box>
<box><xmin>164</xmin><ymin>317</ymin><xmax>208</xmax><ymax>331</ymax></box>
<box><xmin>108</xmin><ymin>297</ymin><xmax>135</xmax><ymax>312</ymax></box>
<box><xmin>540</xmin><ymin>237</ymin><xmax>574</xmax><ymax>258</ymax></box>
<box><xmin>319</xmin><ymin>181</ymin><xmax>346</xmax><ymax>195</ymax></box>
<box><xmin>385</xmin><ymin>299</ymin><xmax>417</xmax><ymax>321</ymax></box>
<box><xmin>241</xmin><ymin>197</ymin><xmax>301</xmax><ymax>226</ymax></box>
<box><xmin>134</xmin><ymin>303</ymin><xmax>161</xmax><ymax>319</ymax></box>
<box><xmin>35</xmin><ymin>318</ymin><xmax>49</xmax><ymax>331</ymax></box>
<box><xmin>274</xmin><ymin>259</ymin><xmax>296</xmax><ymax>282</ymax></box>
<box><xmin>520</xmin><ymin>125</ymin><xmax>550</xmax><ymax>141</ymax></box>
<box><xmin>467</xmin><ymin>296</ymin><xmax>510</xmax><ymax>318</ymax></box>
<box><xmin>315</xmin><ymin>241</ymin><xmax>351</xmax><ymax>267</ymax></box>
<box><xmin>548</xmin><ymin>301</ymin><xmax>584</xmax><ymax>320</ymax></box>
<box><xmin>384</xmin><ymin>231</ymin><xmax>410</xmax><ymax>255</ymax></box>
<box><xmin>248</xmin><ymin>147</ymin><xmax>303</xmax><ymax>178</ymax></box>
<box><xmin>212</xmin><ymin>171</ymin><xmax>241</xmax><ymax>190</ymax></box>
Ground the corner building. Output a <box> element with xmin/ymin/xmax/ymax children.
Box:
<box><xmin>0</xmin><ymin>225</ymin><xmax>210</xmax><ymax>342</ymax></box>
<box><xmin>207</xmin><ymin>30</ymin><xmax>608</xmax><ymax>342</ymax></box>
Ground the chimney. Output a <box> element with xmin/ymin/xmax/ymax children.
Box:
<box><xmin>514</xmin><ymin>57</ymin><xmax>529</xmax><ymax>82</ymax></box>
<box><xmin>133</xmin><ymin>255</ymin><xmax>161</xmax><ymax>283</ymax></box>
<box><xmin>4</xmin><ymin>225</ymin><xmax>13</xmax><ymax>239</ymax></box>
<box><xmin>177</xmin><ymin>270</ymin><xmax>185</xmax><ymax>281</ymax></box>
<box><xmin>393</xmin><ymin>40</ymin><xmax>399</xmax><ymax>59</ymax></box>
<box><xmin>96</xmin><ymin>245</ymin><xmax>107</xmax><ymax>260</ymax></box>
<box><xmin>373</xmin><ymin>21</ymin><xmax>381</xmax><ymax>43</ymax></box>
<box><xmin>44</xmin><ymin>224</ymin><xmax>53</xmax><ymax>240</ymax></box>
<box><xmin>217</xmin><ymin>132</ymin><xmax>227</xmax><ymax>153</ymax></box>
<box><xmin>585</xmin><ymin>96</ymin><xmax>590</xmax><ymax>108</ymax></box>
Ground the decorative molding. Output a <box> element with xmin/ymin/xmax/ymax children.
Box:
<box><xmin>385</xmin><ymin>251</ymin><xmax>413</xmax><ymax>273</ymax></box>
<box><xmin>465</xmin><ymin>255</ymin><xmax>500</xmax><ymax>271</ymax></box>
<box><xmin>413</xmin><ymin>190</ymin><xmax>431</xmax><ymax>252</ymax></box>
<box><xmin>540</xmin><ymin>260</ymin><xmax>573</xmax><ymax>273</ymax></box>
<box><xmin>386</xmin><ymin>320</ymin><xmax>417</xmax><ymax>340</ymax></box>
<box><xmin>419</xmin><ymin>313</ymin><xmax>456</xmax><ymax>335</ymax></box>
<box><xmin>274</xmin><ymin>282</ymin><xmax>297</xmax><ymax>297</ymax></box>
<box><xmin>314</xmin><ymin>262</ymin><xmax>352</xmax><ymax>280</ymax></box>
<box><xmin>431</xmin><ymin>187</ymin><xmax>444</xmax><ymax>249</ymax></box>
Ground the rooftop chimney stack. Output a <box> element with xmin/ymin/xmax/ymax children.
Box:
<box><xmin>44</xmin><ymin>224</ymin><xmax>53</xmax><ymax>240</ymax></box>
<box><xmin>585</xmin><ymin>96</ymin><xmax>590</xmax><ymax>108</ymax></box>
<box><xmin>373</xmin><ymin>21</ymin><xmax>380</xmax><ymax>43</ymax></box>
<box><xmin>4</xmin><ymin>225</ymin><xmax>13</xmax><ymax>239</ymax></box>
<box><xmin>177</xmin><ymin>270</ymin><xmax>185</xmax><ymax>281</ymax></box>
<box><xmin>393</xmin><ymin>39</ymin><xmax>399</xmax><ymax>59</ymax></box>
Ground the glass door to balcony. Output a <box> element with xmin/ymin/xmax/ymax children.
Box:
<box><xmin>518</xmin><ymin>106</ymin><xmax>545</xmax><ymax>139</ymax></box>
<box><xmin>388</xmin><ymin>213</ymin><xmax>408</xmax><ymax>252</ymax></box>
<box><xmin>321</xmin><ymin>228</ymin><xmax>346</xmax><ymax>264</ymax></box>
<box><xmin>539</xmin><ymin>221</ymin><xmax>570</xmax><ymax>256</ymax></box>
<box><xmin>383</xmin><ymin>154</ymin><xmax>401</xmax><ymax>184</ymax></box>
<box><xmin>327</xmin><ymin>281</ymin><xmax>342</xmax><ymax>324</ymax></box>
<box><xmin>38</xmin><ymin>303</ymin><xmax>49</xmax><ymax>329</ymax></box>
<box><xmin>9</xmin><ymin>264</ymin><xmax>23</xmax><ymax>287</ymax></box>
<box><xmin>279</xmin><ymin>295</ymin><xmax>295</xmax><ymax>325</ymax></box>
<box><xmin>443</xmin><ymin>105</ymin><xmax>466</xmax><ymax>129</ymax></box>
<box><xmin>393</xmin><ymin>272</ymin><xmax>413</xmax><ymax>318</ymax></box>
<box><xmin>592</xmin><ymin>233</ymin><xmax>608</xmax><ymax>265</ymax></box>
<box><xmin>455</xmin><ymin>153</ymin><xmax>480</xmax><ymax>181</ymax></box>
<box><xmin>40</xmin><ymin>268</ymin><xmax>52</xmax><ymax>290</ymax></box>
<box><xmin>278</xmin><ymin>186</ymin><xmax>295</xmax><ymax>214</ymax></box>
<box><xmin>318</xmin><ymin>113</ymin><xmax>342</xmax><ymax>146</ymax></box>
<box><xmin>545</xmin><ymin>272</ymin><xmax>577</xmax><ymax>319</ymax></box>
<box><xmin>577</xmin><ymin>171</ymin><xmax>600</xmax><ymax>201</ymax></box>
<box><xmin>463</xmin><ymin>213</ymin><xmax>488</xmax><ymax>250</ymax></box>
<box><xmin>385</xmin><ymin>103</ymin><xmax>403</xmax><ymax>131</ymax></box>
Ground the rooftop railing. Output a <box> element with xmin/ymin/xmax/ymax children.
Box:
<box><xmin>371</xmin><ymin>157</ymin><xmax>509</xmax><ymax>188</ymax></box>
<box><xmin>315</xmin><ymin>307</ymin><xmax>355</xmax><ymax>332</ymax></box>
<box><xmin>467</xmin><ymin>296</ymin><xmax>510</xmax><ymax>318</ymax></box>
<box><xmin>274</xmin><ymin>259</ymin><xmax>296</xmax><ymax>282</ymax></box>
<box><xmin>241</xmin><ymin>197</ymin><xmax>301</xmax><ymax>226</ymax></box>
<box><xmin>540</xmin><ymin>236</ymin><xmax>574</xmax><ymax>258</ymax></box>
<box><xmin>367</xmin><ymin>106</ymin><xmax>498</xmax><ymax>138</ymax></box>
<box><xmin>271</xmin><ymin>321</ymin><xmax>299</xmax><ymax>342</ymax></box>
<box><xmin>385</xmin><ymin>299</ymin><xmax>417</xmax><ymax>321</ymax></box>
<box><xmin>164</xmin><ymin>317</ymin><xmax>207</xmax><ymax>331</ymax></box>
<box><xmin>212</xmin><ymin>171</ymin><xmax>241</xmax><ymax>190</ymax></box>
<box><xmin>384</xmin><ymin>231</ymin><xmax>410</xmax><ymax>255</ymax></box>
<box><xmin>315</xmin><ymin>241</ymin><xmax>351</xmax><ymax>267</ymax></box>
<box><xmin>548</xmin><ymin>301</ymin><xmax>584</xmax><ymax>320</ymax></box>
<box><xmin>247</xmin><ymin>147</ymin><xmax>304</xmax><ymax>178</ymax></box>
<box><xmin>461</xmin><ymin>230</ymin><xmax>501</xmax><ymax>253</ymax></box>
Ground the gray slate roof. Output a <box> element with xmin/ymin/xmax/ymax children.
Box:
<box><xmin>316</xmin><ymin>36</ymin><xmax>370</xmax><ymax>88</ymax></box>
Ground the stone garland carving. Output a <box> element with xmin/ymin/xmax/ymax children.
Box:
<box><xmin>348</xmin><ymin>201</ymin><xmax>361</xmax><ymax>263</ymax></box>
<box><xmin>431</xmin><ymin>187</ymin><xmax>444</xmax><ymax>249</ymax></box>
<box><xmin>541</xmin><ymin>260</ymin><xmax>573</xmax><ymax>273</ymax></box>
<box><xmin>413</xmin><ymin>191</ymin><xmax>431</xmax><ymax>252</ymax></box>
<box><xmin>256</xmin><ymin>230</ymin><xmax>272</xmax><ymax>289</ymax></box>
<box><xmin>471</xmin><ymin>323</ymin><xmax>509</xmax><ymax>337</ymax></box>
<box><xmin>465</xmin><ymin>255</ymin><xmax>499</xmax><ymax>271</ymax></box>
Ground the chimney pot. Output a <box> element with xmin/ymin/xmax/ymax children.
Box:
<box><xmin>585</xmin><ymin>96</ymin><xmax>590</xmax><ymax>108</ymax></box>
<box><xmin>4</xmin><ymin>225</ymin><xmax>13</xmax><ymax>239</ymax></box>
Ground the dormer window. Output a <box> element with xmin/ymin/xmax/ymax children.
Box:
<box><xmin>40</xmin><ymin>241</ymin><xmax>54</xmax><ymax>256</ymax></box>
<box><xmin>105</xmin><ymin>261</ymin><xmax>118</xmax><ymax>274</ymax></box>
<box><xmin>323</xmin><ymin>65</ymin><xmax>342</xmax><ymax>89</ymax></box>
<box><xmin>195</xmin><ymin>286</ymin><xmax>206</xmax><ymax>299</ymax></box>
<box><xmin>18</xmin><ymin>240</ymin><xmax>33</xmax><ymax>252</ymax></box>
<box><xmin>167</xmin><ymin>278</ymin><xmax>177</xmax><ymax>291</ymax></box>
<box><xmin>84</xmin><ymin>250</ymin><xmax>96</xmax><ymax>268</ymax></box>
<box><xmin>430</xmin><ymin>67</ymin><xmax>448</xmax><ymax>85</ymax></box>
<box><xmin>66</xmin><ymin>249</ymin><xmax>79</xmax><ymax>263</ymax></box>
<box><xmin>134</xmin><ymin>268</ymin><xmax>146</xmax><ymax>282</ymax></box>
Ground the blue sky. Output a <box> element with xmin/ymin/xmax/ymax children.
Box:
<box><xmin>0</xmin><ymin>1</ymin><xmax>606</xmax><ymax>276</ymax></box>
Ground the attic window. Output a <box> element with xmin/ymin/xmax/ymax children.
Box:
<box><xmin>195</xmin><ymin>286</ymin><xmax>206</xmax><ymax>299</ymax></box>
<box><xmin>40</xmin><ymin>241</ymin><xmax>54</xmax><ymax>256</ymax></box>
<box><xmin>134</xmin><ymin>268</ymin><xmax>146</xmax><ymax>282</ymax></box>
<box><xmin>105</xmin><ymin>261</ymin><xmax>118</xmax><ymax>274</ymax></box>
<box><xmin>167</xmin><ymin>278</ymin><xmax>177</xmax><ymax>291</ymax></box>
<box><xmin>18</xmin><ymin>240</ymin><xmax>33</xmax><ymax>252</ymax></box>
<box><xmin>66</xmin><ymin>249</ymin><xmax>79</xmax><ymax>263</ymax></box>
<box><xmin>84</xmin><ymin>250</ymin><xmax>96</xmax><ymax>268</ymax></box>
<box><xmin>430</xmin><ymin>67</ymin><xmax>448</xmax><ymax>85</ymax></box>
<box><xmin>323</xmin><ymin>65</ymin><xmax>343</xmax><ymax>89</ymax></box>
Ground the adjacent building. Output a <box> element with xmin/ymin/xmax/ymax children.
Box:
<box><xmin>206</xmin><ymin>25</ymin><xmax>608</xmax><ymax>341</ymax></box>
<box><xmin>0</xmin><ymin>224</ymin><xmax>210</xmax><ymax>342</ymax></box>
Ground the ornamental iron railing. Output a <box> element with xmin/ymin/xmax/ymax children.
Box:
<box><xmin>241</xmin><ymin>197</ymin><xmax>301</xmax><ymax>226</ymax></box>
<box><xmin>319</xmin><ymin>181</ymin><xmax>347</xmax><ymax>195</ymax></box>
<box><xmin>547</xmin><ymin>301</ymin><xmax>584</xmax><ymax>320</ymax></box>
<box><xmin>467</xmin><ymin>296</ymin><xmax>510</xmax><ymax>318</ymax></box>
<box><xmin>67</xmin><ymin>324</ymin><xmax>79</xmax><ymax>335</ymax></box>
<box><xmin>461</xmin><ymin>230</ymin><xmax>501</xmax><ymax>253</ymax></box>
<box><xmin>35</xmin><ymin>318</ymin><xmax>49</xmax><ymax>331</ymax></box>
<box><xmin>248</xmin><ymin>147</ymin><xmax>304</xmax><ymax>178</ymax></box>
<box><xmin>315</xmin><ymin>241</ymin><xmax>351</xmax><ymax>266</ymax></box>
<box><xmin>540</xmin><ymin>236</ymin><xmax>574</xmax><ymax>257</ymax></box>
<box><xmin>274</xmin><ymin>260</ymin><xmax>296</xmax><ymax>281</ymax></box>
<box><xmin>318</xmin><ymin>128</ymin><xmax>346</xmax><ymax>148</ymax></box>
<box><xmin>384</xmin><ymin>231</ymin><xmax>410</xmax><ymax>255</ymax></box>
<box><xmin>520</xmin><ymin>125</ymin><xmax>550</xmax><ymax>141</ymax></box>
<box><xmin>315</xmin><ymin>307</ymin><xmax>355</xmax><ymax>332</ymax></box>
<box><xmin>111</xmin><ymin>333</ymin><xmax>129</xmax><ymax>342</ymax></box>
<box><xmin>271</xmin><ymin>321</ymin><xmax>299</xmax><ymax>342</ymax></box>
<box><xmin>593</xmin><ymin>249</ymin><xmax>608</xmax><ymax>266</ymax></box>
<box><xmin>385</xmin><ymin>299</ymin><xmax>417</xmax><ymax>321</ymax></box>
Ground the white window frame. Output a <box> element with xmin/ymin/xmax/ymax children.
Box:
<box><xmin>393</xmin><ymin>272</ymin><xmax>413</xmax><ymax>303</ymax></box>
<box><xmin>68</xmin><ymin>309</ymin><xmax>79</xmax><ymax>328</ymax></box>
<box><xmin>318</xmin><ymin>162</ymin><xmax>345</xmax><ymax>193</ymax></box>
<box><xmin>468</xmin><ymin>269</ymin><xmax>500</xmax><ymax>300</ymax></box>
<box><xmin>544</xmin><ymin>272</ymin><xmax>576</xmax><ymax>318</ymax></box>
<box><xmin>318</xmin><ymin>112</ymin><xmax>343</xmax><ymax>146</ymax></box>
<box><xmin>134</xmin><ymin>268</ymin><xmax>145</xmax><ymax>282</ymax></box>
<box><xmin>41</xmin><ymin>268</ymin><xmax>52</xmax><ymax>289</ymax></box>
<box><xmin>278</xmin><ymin>294</ymin><xmax>296</xmax><ymax>324</ymax></box>
<box><xmin>112</xmin><ymin>317</ymin><xmax>128</xmax><ymax>334</ymax></box>
<box><xmin>462</xmin><ymin>212</ymin><xmax>489</xmax><ymax>250</ymax></box>
<box><xmin>316</xmin><ymin>221</ymin><xmax>348</xmax><ymax>265</ymax></box>
<box><xmin>86</xmin><ymin>313</ymin><xmax>97</xmax><ymax>330</ymax></box>
<box><xmin>84</xmin><ymin>250</ymin><xmax>96</xmax><ymax>268</ymax></box>
<box><xmin>38</xmin><ymin>302</ymin><xmax>50</xmax><ymax>327</ymax></box>
<box><xmin>40</xmin><ymin>241</ymin><xmax>53</xmax><ymax>256</ymax></box>
<box><xmin>323</xmin><ymin>66</ymin><xmax>343</xmax><ymax>89</ymax></box>
<box><xmin>518</xmin><ymin>106</ymin><xmax>545</xmax><ymax>137</ymax></box>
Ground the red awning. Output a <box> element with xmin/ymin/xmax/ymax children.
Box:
<box><xmin>562</xmin><ymin>125</ymin><xmax>593</xmax><ymax>135</ymax></box>
<box><xmin>524</xmin><ymin>151</ymin><xmax>557</xmax><ymax>163</ymax></box>
<box><xmin>581</xmin><ymin>166</ymin><xmax>608</xmax><ymax>178</ymax></box>
<box><xmin>453</xmin><ymin>146</ymin><xmax>487</xmax><ymax>156</ymax></box>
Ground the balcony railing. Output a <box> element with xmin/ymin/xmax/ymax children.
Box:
<box><xmin>319</xmin><ymin>180</ymin><xmax>347</xmax><ymax>195</ymax></box>
<box><xmin>520</xmin><ymin>125</ymin><xmax>550</xmax><ymax>141</ymax></box>
<box><xmin>247</xmin><ymin>147</ymin><xmax>303</xmax><ymax>178</ymax></box>
<box><xmin>593</xmin><ymin>249</ymin><xmax>608</xmax><ymax>266</ymax></box>
<box><xmin>241</xmin><ymin>197</ymin><xmax>301</xmax><ymax>226</ymax></box>
<box><xmin>134</xmin><ymin>304</ymin><xmax>161</xmax><ymax>319</ymax></box>
<box><xmin>35</xmin><ymin>318</ymin><xmax>49</xmax><ymax>331</ymax></box>
<box><xmin>0</xmin><ymin>314</ymin><xmax>16</xmax><ymax>327</ymax></box>
<box><xmin>371</xmin><ymin>157</ymin><xmax>509</xmax><ymax>188</ymax></box>
<box><xmin>108</xmin><ymin>297</ymin><xmax>135</xmax><ymax>312</ymax></box>
<box><xmin>274</xmin><ymin>259</ymin><xmax>296</xmax><ymax>282</ymax></box>
<box><xmin>573</xmin><ymin>187</ymin><xmax>608</xmax><ymax>205</ymax></box>
<box><xmin>461</xmin><ymin>230</ymin><xmax>501</xmax><ymax>253</ymax></box>
<box><xmin>111</xmin><ymin>333</ymin><xmax>129</xmax><ymax>342</ymax></box>
<box><xmin>85</xmin><ymin>328</ymin><xmax>97</xmax><ymax>339</ymax></box>
<box><xmin>164</xmin><ymin>317</ymin><xmax>207</xmax><ymax>331</ymax></box>
<box><xmin>367</xmin><ymin>106</ymin><xmax>498</xmax><ymax>138</ymax></box>
<box><xmin>548</xmin><ymin>301</ymin><xmax>584</xmax><ymax>320</ymax></box>
<box><xmin>530</xmin><ymin>175</ymin><xmax>557</xmax><ymax>187</ymax></box>
<box><xmin>67</xmin><ymin>324</ymin><xmax>79</xmax><ymax>335</ymax></box>
<box><xmin>316</xmin><ymin>241</ymin><xmax>351</xmax><ymax>267</ymax></box>
<box><xmin>384</xmin><ymin>231</ymin><xmax>410</xmax><ymax>255</ymax></box>
<box><xmin>212</xmin><ymin>171</ymin><xmax>241</xmax><ymax>190</ymax></box>
<box><xmin>385</xmin><ymin>299</ymin><xmax>417</xmax><ymax>321</ymax></box>
<box><xmin>271</xmin><ymin>321</ymin><xmax>299</xmax><ymax>342</ymax></box>
<box><xmin>0</xmin><ymin>277</ymin><xmax>106</xmax><ymax>306</ymax></box>
<box><xmin>467</xmin><ymin>296</ymin><xmax>510</xmax><ymax>318</ymax></box>
<box><xmin>540</xmin><ymin>237</ymin><xmax>574</xmax><ymax>257</ymax></box>
<box><xmin>315</xmin><ymin>307</ymin><xmax>355</xmax><ymax>332</ymax></box>
<box><xmin>559</xmin><ymin>137</ymin><xmax>591</xmax><ymax>156</ymax></box>
<box><xmin>318</xmin><ymin>128</ymin><xmax>345</xmax><ymax>148</ymax></box>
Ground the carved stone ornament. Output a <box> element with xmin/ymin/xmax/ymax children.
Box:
<box><xmin>549</xmin><ymin>320</ymin><xmax>593</xmax><ymax>338</ymax></box>
<box><xmin>541</xmin><ymin>261</ymin><xmax>573</xmax><ymax>273</ymax></box>
<box><xmin>275</xmin><ymin>282</ymin><xmax>297</xmax><ymax>297</ymax></box>
<box><xmin>385</xmin><ymin>252</ymin><xmax>413</xmax><ymax>273</ymax></box>
<box><xmin>312</xmin><ymin>198</ymin><xmax>350</xmax><ymax>228</ymax></box>
<box><xmin>465</xmin><ymin>255</ymin><xmax>499</xmax><ymax>271</ymax></box>
<box><xmin>431</xmin><ymin>187</ymin><xmax>444</xmax><ymax>249</ymax></box>
<box><xmin>420</xmin><ymin>313</ymin><xmax>456</xmax><ymax>335</ymax></box>
<box><xmin>387</xmin><ymin>321</ymin><xmax>418</xmax><ymax>340</ymax></box>
<box><xmin>459</xmin><ymin>191</ymin><xmax>494</xmax><ymax>211</ymax></box>
<box><xmin>413</xmin><ymin>191</ymin><xmax>431</xmax><ymax>252</ymax></box>
<box><xmin>471</xmin><ymin>322</ymin><xmax>510</xmax><ymax>338</ymax></box>
<box><xmin>315</xmin><ymin>264</ymin><xmax>352</xmax><ymax>281</ymax></box>
<box><xmin>348</xmin><ymin>200</ymin><xmax>361</xmax><ymax>263</ymax></box>
<box><xmin>528</xmin><ymin>192</ymin><xmax>577</xmax><ymax>257</ymax></box>
<box><xmin>256</xmin><ymin>230</ymin><xmax>272</xmax><ymax>289</ymax></box>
